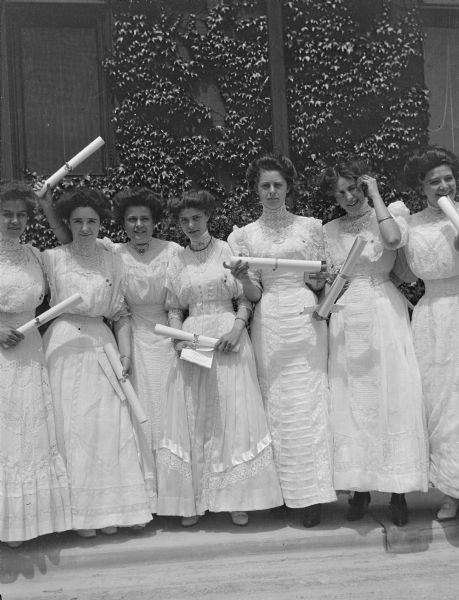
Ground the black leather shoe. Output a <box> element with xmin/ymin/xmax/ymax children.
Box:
<box><xmin>303</xmin><ymin>504</ymin><xmax>321</xmax><ymax>528</ymax></box>
<box><xmin>390</xmin><ymin>493</ymin><xmax>408</xmax><ymax>527</ymax></box>
<box><xmin>270</xmin><ymin>504</ymin><xmax>289</xmax><ymax>519</ymax></box>
<box><xmin>346</xmin><ymin>492</ymin><xmax>371</xmax><ymax>521</ymax></box>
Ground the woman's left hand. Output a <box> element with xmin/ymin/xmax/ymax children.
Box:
<box><xmin>358</xmin><ymin>174</ymin><xmax>380</xmax><ymax>201</ymax></box>
<box><xmin>120</xmin><ymin>356</ymin><xmax>131</xmax><ymax>378</ymax></box>
<box><xmin>215</xmin><ymin>328</ymin><xmax>242</xmax><ymax>353</ymax></box>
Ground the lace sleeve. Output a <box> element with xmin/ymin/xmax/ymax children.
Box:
<box><xmin>164</xmin><ymin>253</ymin><xmax>188</xmax><ymax>312</ymax></box>
<box><xmin>387</xmin><ymin>200</ymin><xmax>410</xmax><ymax>249</ymax></box>
<box><xmin>227</xmin><ymin>225</ymin><xmax>262</xmax><ymax>287</ymax></box>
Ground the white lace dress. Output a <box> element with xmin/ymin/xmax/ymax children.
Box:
<box><xmin>160</xmin><ymin>239</ymin><xmax>283</xmax><ymax>516</ymax></box>
<box><xmin>100</xmin><ymin>239</ymin><xmax>180</xmax><ymax>458</ymax></box>
<box><xmin>42</xmin><ymin>243</ymin><xmax>154</xmax><ymax>529</ymax></box>
<box><xmin>404</xmin><ymin>203</ymin><xmax>459</xmax><ymax>498</ymax></box>
<box><xmin>0</xmin><ymin>239</ymin><xmax>71</xmax><ymax>542</ymax></box>
<box><xmin>324</xmin><ymin>204</ymin><xmax>428</xmax><ymax>493</ymax></box>
<box><xmin>228</xmin><ymin>210</ymin><xmax>336</xmax><ymax>508</ymax></box>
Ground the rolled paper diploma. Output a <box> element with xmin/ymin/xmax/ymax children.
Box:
<box><xmin>315</xmin><ymin>236</ymin><xmax>367</xmax><ymax>319</ymax></box>
<box><xmin>16</xmin><ymin>293</ymin><xmax>83</xmax><ymax>335</ymax></box>
<box><xmin>103</xmin><ymin>343</ymin><xmax>147</xmax><ymax>424</ymax></box>
<box><xmin>36</xmin><ymin>137</ymin><xmax>105</xmax><ymax>198</ymax></box>
<box><xmin>230</xmin><ymin>256</ymin><xmax>326</xmax><ymax>273</ymax></box>
<box><xmin>438</xmin><ymin>196</ymin><xmax>459</xmax><ymax>233</ymax></box>
<box><xmin>154</xmin><ymin>324</ymin><xmax>239</xmax><ymax>352</ymax></box>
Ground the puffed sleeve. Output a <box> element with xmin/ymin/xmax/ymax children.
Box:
<box><xmin>386</xmin><ymin>200</ymin><xmax>410</xmax><ymax>249</ymax></box>
<box><xmin>165</xmin><ymin>250</ymin><xmax>188</xmax><ymax>314</ymax></box>
<box><xmin>108</xmin><ymin>254</ymin><xmax>130</xmax><ymax>321</ymax></box>
<box><xmin>227</xmin><ymin>225</ymin><xmax>262</xmax><ymax>288</ymax></box>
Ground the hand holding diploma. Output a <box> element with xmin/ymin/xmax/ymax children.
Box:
<box><xmin>313</xmin><ymin>236</ymin><xmax>367</xmax><ymax>320</ymax></box>
<box><xmin>103</xmin><ymin>343</ymin><xmax>147</xmax><ymax>423</ymax></box>
<box><xmin>35</xmin><ymin>137</ymin><xmax>105</xmax><ymax>198</ymax></box>
<box><xmin>16</xmin><ymin>293</ymin><xmax>83</xmax><ymax>335</ymax></box>
<box><xmin>154</xmin><ymin>324</ymin><xmax>240</xmax><ymax>352</ymax></box>
<box><xmin>437</xmin><ymin>196</ymin><xmax>459</xmax><ymax>252</ymax></box>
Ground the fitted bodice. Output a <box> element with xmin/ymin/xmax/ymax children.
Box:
<box><xmin>166</xmin><ymin>239</ymin><xmax>243</xmax><ymax>314</ymax></box>
<box><xmin>405</xmin><ymin>204</ymin><xmax>459</xmax><ymax>281</ymax></box>
<box><xmin>0</xmin><ymin>242</ymin><xmax>44</xmax><ymax>316</ymax></box>
<box><xmin>100</xmin><ymin>237</ymin><xmax>180</xmax><ymax>309</ymax></box>
<box><xmin>324</xmin><ymin>203</ymin><xmax>409</xmax><ymax>280</ymax></box>
<box><xmin>228</xmin><ymin>215</ymin><xmax>325</xmax><ymax>292</ymax></box>
<box><xmin>43</xmin><ymin>243</ymin><xmax>127</xmax><ymax>320</ymax></box>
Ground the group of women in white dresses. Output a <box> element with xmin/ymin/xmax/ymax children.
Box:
<box><xmin>1</xmin><ymin>146</ymin><xmax>459</xmax><ymax>548</ymax></box>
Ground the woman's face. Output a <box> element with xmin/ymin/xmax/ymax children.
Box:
<box><xmin>178</xmin><ymin>208</ymin><xmax>209</xmax><ymax>242</ymax></box>
<box><xmin>0</xmin><ymin>199</ymin><xmax>28</xmax><ymax>240</ymax></box>
<box><xmin>124</xmin><ymin>205</ymin><xmax>154</xmax><ymax>245</ymax></box>
<box><xmin>257</xmin><ymin>169</ymin><xmax>288</xmax><ymax>210</ymax></box>
<box><xmin>69</xmin><ymin>206</ymin><xmax>100</xmax><ymax>243</ymax></box>
<box><xmin>334</xmin><ymin>176</ymin><xmax>369</xmax><ymax>217</ymax></box>
<box><xmin>421</xmin><ymin>165</ymin><xmax>457</xmax><ymax>209</ymax></box>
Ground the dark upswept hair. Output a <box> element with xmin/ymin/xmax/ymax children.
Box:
<box><xmin>246</xmin><ymin>154</ymin><xmax>297</xmax><ymax>194</ymax></box>
<box><xmin>167</xmin><ymin>190</ymin><xmax>219</xmax><ymax>220</ymax></box>
<box><xmin>56</xmin><ymin>187</ymin><xmax>110</xmax><ymax>223</ymax></box>
<box><xmin>112</xmin><ymin>187</ymin><xmax>163</xmax><ymax>226</ymax></box>
<box><xmin>403</xmin><ymin>146</ymin><xmax>459</xmax><ymax>190</ymax></box>
<box><xmin>318</xmin><ymin>160</ymin><xmax>369</xmax><ymax>201</ymax></box>
<box><xmin>0</xmin><ymin>181</ymin><xmax>36</xmax><ymax>219</ymax></box>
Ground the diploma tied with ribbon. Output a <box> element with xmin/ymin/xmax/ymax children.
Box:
<box><xmin>35</xmin><ymin>137</ymin><xmax>105</xmax><ymax>198</ymax></box>
<box><xmin>16</xmin><ymin>293</ymin><xmax>83</xmax><ymax>335</ymax></box>
<box><xmin>103</xmin><ymin>343</ymin><xmax>148</xmax><ymax>423</ymax></box>
<box><xmin>229</xmin><ymin>256</ymin><xmax>326</xmax><ymax>273</ymax></box>
<box><xmin>314</xmin><ymin>236</ymin><xmax>367</xmax><ymax>320</ymax></box>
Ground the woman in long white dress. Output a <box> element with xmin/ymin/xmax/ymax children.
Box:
<box><xmin>42</xmin><ymin>187</ymin><xmax>154</xmax><ymax>538</ymax></box>
<box><xmin>102</xmin><ymin>190</ymin><xmax>180</xmax><ymax>505</ymax></box>
<box><xmin>228</xmin><ymin>155</ymin><xmax>336</xmax><ymax>528</ymax></box>
<box><xmin>402</xmin><ymin>147</ymin><xmax>459</xmax><ymax>521</ymax></box>
<box><xmin>159</xmin><ymin>190</ymin><xmax>283</xmax><ymax>527</ymax></box>
<box><xmin>318</xmin><ymin>161</ymin><xmax>428</xmax><ymax>526</ymax></box>
<box><xmin>0</xmin><ymin>182</ymin><xmax>71</xmax><ymax>548</ymax></box>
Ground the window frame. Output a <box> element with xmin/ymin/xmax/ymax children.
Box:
<box><xmin>4</xmin><ymin>1</ymin><xmax>112</xmax><ymax>179</ymax></box>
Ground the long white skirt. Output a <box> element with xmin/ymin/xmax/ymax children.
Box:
<box><xmin>44</xmin><ymin>314</ymin><xmax>155</xmax><ymax>530</ymax></box>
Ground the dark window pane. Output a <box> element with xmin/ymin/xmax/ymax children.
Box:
<box><xmin>20</xmin><ymin>25</ymin><xmax>103</xmax><ymax>174</ymax></box>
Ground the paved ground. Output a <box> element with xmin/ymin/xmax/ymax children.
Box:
<box><xmin>1</xmin><ymin>488</ymin><xmax>459</xmax><ymax>600</ymax></box>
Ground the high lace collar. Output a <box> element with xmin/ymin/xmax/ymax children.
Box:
<box><xmin>339</xmin><ymin>207</ymin><xmax>374</xmax><ymax>234</ymax></box>
<box><xmin>71</xmin><ymin>238</ymin><xmax>97</xmax><ymax>257</ymax></box>
<box><xmin>189</xmin><ymin>230</ymin><xmax>212</xmax><ymax>251</ymax></box>
<box><xmin>0</xmin><ymin>231</ymin><xmax>22</xmax><ymax>253</ymax></box>
<box><xmin>259</xmin><ymin>204</ymin><xmax>293</xmax><ymax>229</ymax></box>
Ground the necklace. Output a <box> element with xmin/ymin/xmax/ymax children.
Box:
<box><xmin>129</xmin><ymin>240</ymin><xmax>151</xmax><ymax>255</ymax></box>
<box><xmin>190</xmin><ymin>236</ymin><xmax>214</xmax><ymax>252</ymax></box>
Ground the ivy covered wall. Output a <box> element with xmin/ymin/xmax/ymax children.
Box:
<box><xmin>25</xmin><ymin>0</ymin><xmax>429</xmax><ymax>263</ymax></box>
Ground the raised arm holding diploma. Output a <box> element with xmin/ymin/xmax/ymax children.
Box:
<box><xmin>16</xmin><ymin>293</ymin><xmax>82</xmax><ymax>335</ymax></box>
<box><xmin>36</xmin><ymin>137</ymin><xmax>105</xmax><ymax>198</ymax></box>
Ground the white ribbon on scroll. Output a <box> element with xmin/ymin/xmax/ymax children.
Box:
<box><xmin>103</xmin><ymin>343</ymin><xmax>147</xmax><ymax>424</ymax></box>
<box><xmin>438</xmin><ymin>195</ymin><xmax>459</xmax><ymax>233</ymax></box>
<box><xmin>154</xmin><ymin>324</ymin><xmax>239</xmax><ymax>353</ymax></box>
<box><xmin>230</xmin><ymin>256</ymin><xmax>326</xmax><ymax>273</ymax></box>
<box><xmin>314</xmin><ymin>236</ymin><xmax>367</xmax><ymax>319</ymax></box>
<box><xmin>16</xmin><ymin>293</ymin><xmax>83</xmax><ymax>335</ymax></box>
<box><xmin>36</xmin><ymin>137</ymin><xmax>105</xmax><ymax>198</ymax></box>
